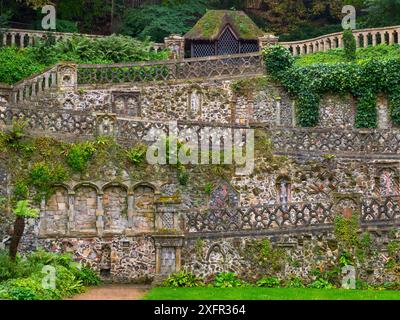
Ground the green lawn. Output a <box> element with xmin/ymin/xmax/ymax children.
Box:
<box><xmin>294</xmin><ymin>44</ymin><xmax>400</xmax><ymax>66</ymax></box>
<box><xmin>144</xmin><ymin>287</ymin><xmax>400</xmax><ymax>300</ymax></box>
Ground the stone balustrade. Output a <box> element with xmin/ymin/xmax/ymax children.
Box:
<box><xmin>279</xmin><ymin>25</ymin><xmax>400</xmax><ymax>56</ymax></box>
<box><xmin>11</xmin><ymin>65</ymin><xmax>59</xmax><ymax>104</ymax></box>
<box><xmin>0</xmin><ymin>28</ymin><xmax>165</xmax><ymax>51</ymax></box>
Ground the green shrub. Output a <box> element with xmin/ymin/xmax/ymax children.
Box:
<box><xmin>162</xmin><ymin>271</ymin><xmax>203</xmax><ymax>288</ymax></box>
<box><xmin>0</xmin><ymin>251</ymin><xmax>35</xmax><ymax>281</ymax></box>
<box><xmin>73</xmin><ymin>266</ymin><xmax>101</xmax><ymax>286</ymax></box>
<box><xmin>65</xmin><ymin>141</ymin><xmax>96</xmax><ymax>172</ymax></box>
<box><xmin>213</xmin><ymin>272</ymin><xmax>243</xmax><ymax>288</ymax></box>
<box><xmin>0</xmin><ymin>249</ymin><xmax>98</xmax><ymax>300</ymax></box>
<box><xmin>0</xmin><ymin>47</ymin><xmax>46</xmax><ymax>84</ymax></box>
<box><xmin>343</xmin><ymin>29</ymin><xmax>357</xmax><ymax>61</ymax></box>
<box><xmin>256</xmin><ymin>276</ymin><xmax>281</xmax><ymax>288</ymax></box>
<box><xmin>284</xmin><ymin>276</ymin><xmax>305</xmax><ymax>288</ymax></box>
<box><xmin>126</xmin><ymin>144</ymin><xmax>147</xmax><ymax>166</ymax></box>
<box><xmin>307</xmin><ymin>278</ymin><xmax>334</xmax><ymax>289</ymax></box>
<box><xmin>263</xmin><ymin>45</ymin><xmax>294</xmax><ymax>76</ymax></box>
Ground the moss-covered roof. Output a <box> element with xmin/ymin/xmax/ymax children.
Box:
<box><xmin>184</xmin><ymin>10</ymin><xmax>264</xmax><ymax>41</ymax></box>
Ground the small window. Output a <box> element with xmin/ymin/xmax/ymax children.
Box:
<box><xmin>379</xmin><ymin>169</ymin><xmax>396</xmax><ymax>197</ymax></box>
<box><xmin>277</xmin><ymin>177</ymin><xmax>291</xmax><ymax>205</ymax></box>
<box><xmin>189</xmin><ymin>91</ymin><xmax>201</xmax><ymax>115</ymax></box>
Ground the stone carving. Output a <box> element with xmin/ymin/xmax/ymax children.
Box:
<box><xmin>57</xmin><ymin>63</ymin><xmax>77</xmax><ymax>91</ymax></box>
<box><xmin>210</xmin><ymin>181</ymin><xmax>239</xmax><ymax>209</ymax></box>
<box><xmin>96</xmin><ymin>113</ymin><xmax>116</xmax><ymax>136</ymax></box>
<box><xmin>112</xmin><ymin>91</ymin><xmax>141</xmax><ymax>117</ymax></box>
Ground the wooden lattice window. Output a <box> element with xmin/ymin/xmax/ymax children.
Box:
<box><xmin>240</xmin><ymin>40</ymin><xmax>259</xmax><ymax>53</ymax></box>
<box><xmin>192</xmin><ymin>42</ymin><xmax>215</xmax><ymax>57</ymax></box>
<box><xmin>217</xmin><ymin>27</ymin><xmax>239</xmax><ymax>55</ymax></box>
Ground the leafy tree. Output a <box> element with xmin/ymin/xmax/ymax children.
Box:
<box><xmin>362</xmin><ymin>0</ymin><xmax>400</xmax><ymax>27</ymax></box>
<box><xmin>9</xmin><ymin>200</ymin><xmax>39</xmax><ymax>261</ymax></box>
<box><xmin>121</xmin><ymin>0</ymin><xmax>207</xmax><ymax>42</ymax></box>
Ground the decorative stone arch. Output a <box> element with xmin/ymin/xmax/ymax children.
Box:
<box><xmin>209</xmin><ymin>180</ymin><xmax>240</xmax><ymax>209</ymax></box>
<box><xmin>332</xmin><ymin>193</ymin><xmax>362</xmax><ymax>218</ymax></box>
<box><xmin>374</xmin><ymin>165</ymin><xmax>399</xmax><ymax>197</ymax></box>
<box><xmin>102</xmin><ymin>182</ymin><xmax>129</xmax><ymax>234</ymax></box>
<box><xmin>206</xmin><ymin>243</ymin><xmax>226</xmax><ymax>264</ymax></box>
<box><xmin>73</xmin><ymin>181</ymin><xmax>101</xmax><ymax>194</ymax></box>
<box><xmin>40</xmin><ymin>184</ymin><xmax>70</xmax><ymax>236</ymax></box>
<box><xmin>73</xmin><ymin>183</ymin><xmax>101</xmax><ymax>235</ymax></box>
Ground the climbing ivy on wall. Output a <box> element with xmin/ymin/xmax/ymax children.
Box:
<box><xmin>263</xmin><ymin>45</ymin><xmax>400</xmax><ymax>128</ymax></box>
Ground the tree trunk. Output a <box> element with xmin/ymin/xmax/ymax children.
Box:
<box><xmin>9</xmin><ymin>216</ymin><xmax>25</xmax><ymax>261</ymax></box>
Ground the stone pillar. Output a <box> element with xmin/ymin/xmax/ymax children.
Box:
<box><xmin>57</xmin><ymin>63</ymin><xmax>78</xmax><ymax>91</ymax></box>
<box><xmin>372</xmin><ymin>33</ymin><xmax>377</xmax><ymax>46</ymax></box>
<box><xmin>355</xmin><ymin>35</ymin><xmax>360</xmax><ymax>48</ymax></box>
<box><xmin>164</xmin><ymin>34</ymin><xmax>185</xmax><ymax>59</ymax></box>
<box><xmin>2</xmin><ymin>33</ymin><xmax>7</xmax><ymax>46</ymax></box>
<box><xmin>258</xmin><ymin>34</ymin><xmax>279</xmax><ymax>51</ymax></box>
<box><xmin>10</xmin><ymin>33</ymin><xmax>15</xmax><ymax>46</ymax></box>
<box><xmin>67</xmin><ymin>192</ymin><xmax>75</xmax><ymax>235</ymax></box>
<box><xmin>338</xmin><ymin>36</ymin><xmax>343</xmax><ymax>49</ymax></box>
<box><xmin>363</xmin><ymin>34</ymin><xmax>368</xmax><ymax>47</ymax></box>
<box><xmin>389</xmin><ymin>31</ymin><xmax>394</xmax><ymax>45</ymax></box>
<box><xmin>127</xmin><ymin>192</ymin><xmax>135</xmax><ymax>228</ymax></box>
<box><xmin>96</xmin><ymin>194</ymin><xmax>104</xmax><ymax>237</ymax></box>
<box><xmin>20</xmin><ymin>33</ymin><xmax>25</xmax><ymax>48</ymax></box>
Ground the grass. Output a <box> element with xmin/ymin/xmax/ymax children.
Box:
<box><xmin>294</xmin><ymin>44</ymin><xmax>400</xmax><ymax>66</ymax></box>
<box><xmin>144</xmin><ymin>287</ymin><xmax>400</xmax><ymax>300</ymax></box>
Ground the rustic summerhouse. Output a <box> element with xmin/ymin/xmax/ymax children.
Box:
<box><xmin>184</xmin><ymin>10</ymin><xmax>265</xmax><ymax>58</ymax></box>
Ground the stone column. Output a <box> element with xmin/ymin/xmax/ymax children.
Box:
<box><xmin>372</xmin><ymin>33</ymin><xmax>377</xmax><ymax>46</ymax></box>
<box><xmin>20</xmin><ymin>33</ymin><xmax>25</xmax><ymax>48</ymax></box>
<box><xmin>67</xmin><ymin>192</ymin><xmax>75</xmax><ymax>235</ymax></box>
<box><xmin>355</xmin><ymin>35</ymin><xmax>360</xmax><ymax>48</ymax></box>
<box><xmin>389</xmin><ymin>31</ymin><xmax>394</xmax><ymax>45</ymax></box>
<box><xmin>2</xmin><ymin>33</ymin><xmax>7</xmax><ymax>46</ymax></box>
<box><xmin>258</xmin><ymin>34</ymin><xmax>279</xmax><ymax>51</ymax></box>
<box><xmin>338</xmin><ymin>36</ymin><xmax>343</xmax><ymax>49</ymax></box>
<box><xmin>96</xmin><ymin>194</ymin><xmax>104</xmax><ymax>236</ymax></box>
<box><xmin>363</xmin><ymin>34</ymin><xmax>369</xmax><ymax>47</ymax></box>
<box><xmin>164</xmin><ymin>34</ymin><xmax>185</xmax><ymax>59</ymax></box>
<box><xmin>10</xmin><ymin>33</ymin><xmax>15</xmax><ymax>46</ymax></box>
<box><xmin>127</xmin><ymin>192</ymin><xmax>135</xmax><ymax>228</ymax></box>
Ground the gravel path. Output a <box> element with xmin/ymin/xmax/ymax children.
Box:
<box><xmin>68</xmin><ymin>284</ymin><xmax>150</xmax><ymax>300</ymax></box>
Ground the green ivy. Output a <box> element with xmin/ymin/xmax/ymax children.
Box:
<box><xmin>263</xmin><ymin>44</ymin><xmax>400</xmax><ymax>128</ymax></box>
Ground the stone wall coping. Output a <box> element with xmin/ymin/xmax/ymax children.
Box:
<box><xmin>279</xmin><ymin>25</ymin><xmax>400</xmax><ymax>46</ymax></box>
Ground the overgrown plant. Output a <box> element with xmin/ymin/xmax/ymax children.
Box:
<box><xmin>162</xmin><ymin>271</ymin><xmax>203</xmax><ymax>288</ymax></box>
<box><xmin>263</xmin><ymin>43</ymin><xmax>400</xmax><ymax>128</ymax></box>
<box><xmin>9</xmin><ymin>200</ymin><xmax>39</xmax><ymax>261</ymax></box>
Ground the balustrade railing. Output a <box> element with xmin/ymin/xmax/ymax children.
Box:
<box><xmin>279</xmin><ymin>25</ymin><xmax>400</xmax><ymax>56</ymax></box>
<box><xmin>77</xmin><ymin>52</ymin><xmax>264</xmax><ymax>84</ymax></box>
<box><xmin>0</xmin><ymin>28</ymin><xmax>164</xmax><ymax>51</ymax></box>
<box><xmin>11</xmin><ymin>65</ymin><xmax>58</xmax><ymax>104</ymax></box>
<box><xmin>184</xmin><ymin>195</ymin><xmax>400</xmax><ymax>234</ymax></box>
<box><xmin>269</xmin><ymin>127</ymin><xmax>400</xmax><ymax>155</ymax></box>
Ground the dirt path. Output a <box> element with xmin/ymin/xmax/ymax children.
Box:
<box><xmin>68</xmin><ymin>284</ymin><xmax>150</xmax><ymax>300</ymax></box>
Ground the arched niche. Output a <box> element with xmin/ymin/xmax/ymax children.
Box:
<box><xmin>209</xmin><ymin>180</ymin><xmax>239</xmax><ymax>209</ymax></box>
<box><xmin>74</xmin><ymin>185</ymin><xmax>98</xmax><ymax>232</ymax></box>
<box><xmin>134</xmin><ymin>184</ymin><xmax>155</xmax><ymax>210</ymax></box>
<box><xmin>42</xmin><ymin>186</ymin><xmax>69</xmax><ymax>236</ymax></box>
<box><xmin>276</xmin><ymin>176</ymin><xmax>292</xmax><ymax>205</ymax></box>
<box><xmin>102</xmin><ymin>184</ymin><xmax>128</xmax><ymax>232</ymax></box>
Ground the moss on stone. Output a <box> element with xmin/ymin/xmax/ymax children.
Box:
<box><xmin>185</xmin><ymin>10</ymin><xmax>264</xmax><ymax>41</ymax></box>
